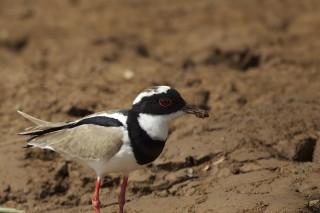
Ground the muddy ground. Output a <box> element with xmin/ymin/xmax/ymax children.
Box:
<box><xmin>1</xmin><ymin>0</ymin><xmax>320</xmax><ymax>212</ymax></box>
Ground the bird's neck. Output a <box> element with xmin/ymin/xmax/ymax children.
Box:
<box><xmin>127</xmin><ymin>111</ymin><xmax>167</xmax><ymax>165</ymax></box>
<box><xmin>137</xmin><ymin>113</ymin><xmax>170</xmax><ymax>141</ymax></box>
<box><xmin>136</xmin><ymin>110</ymin><xmax>185</xmax><ymax>141</ymax></box>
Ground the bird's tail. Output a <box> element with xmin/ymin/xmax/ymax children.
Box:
<box><xmin>17</xmin><ymin>110</ymin><xmax>71</xmax><ymax>136</ymax></box>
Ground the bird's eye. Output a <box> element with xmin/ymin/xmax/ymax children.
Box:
<box><xmin>159</xmin><ymin>97</ymin><xmax>172</xmax><ymax>107</ymax></box>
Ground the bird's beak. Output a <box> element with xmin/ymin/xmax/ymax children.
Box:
<box><xmin>183</xmin><ymin>104</ymin><xmax>209</xmax><ymax>118</ymax></box>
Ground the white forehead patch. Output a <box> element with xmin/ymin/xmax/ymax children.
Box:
<box><xmin>133</xmin><ymin>86</ymin><xmax>171</xmax><ymax>105</ymax></box>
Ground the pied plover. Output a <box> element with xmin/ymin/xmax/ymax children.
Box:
<box><xmin>18</xmin><ymin>85</ymin><xmax>209</xmax><ymax>213</ymax></box>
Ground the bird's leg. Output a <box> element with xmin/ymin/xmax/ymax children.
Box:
<box><xmin>92</xmin><ymin>176</ymin><xmax>101</xmax><ymax>213</ymax></box>
<box><xmin>118</xmin><ymin>175</ymin><xmax>129</xmax><ymax>213</ymax></box>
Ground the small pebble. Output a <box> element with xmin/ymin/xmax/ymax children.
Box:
<box><xmin>213</xmin><ymin>156</ymin><xmax>226</xmax><ymax>165</ymax></box>
<box><xmin>158</xmin><ymin>190</ymin><xmax>168</xmax><ymax>197</ymax></box>
<box><xmin>309</xmin><ymin>199</ymin><xmax>320</xmax><ymax>207</ymax></box>
<box><xmin>187</xmin><ymin>168</ymin><xmax>194</xmax><ymax>178</ymax></box>
<box><xmin>123</xmin><ymin>69</ymin><xmax>134</xmax><ymax>80</ymax></box>
<box><xmin>203</xmin><ymin>164</ymin><xmax>211</xmax><ymax>171</ymax></box>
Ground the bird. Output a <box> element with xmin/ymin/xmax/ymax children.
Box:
<box><xmin>18</xmin><ymin>85</ymin><xmax>209</xmax><ymax>213</ymax></box>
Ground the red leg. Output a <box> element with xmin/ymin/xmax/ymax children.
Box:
<box><xmin>92</xmin><ymin>176</ymin><xmax>101</xmax><ymax>213</ymax></box>
<box><xmin>118</xmin><ymin>175</ymin><xmax>129</xmax><ymax>213</ymax></box>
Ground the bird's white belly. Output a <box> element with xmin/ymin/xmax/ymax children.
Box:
<box><xmin>86</xmin><ymin>143</ymin><xmax>143</xmax><ymax>176</ymax></box>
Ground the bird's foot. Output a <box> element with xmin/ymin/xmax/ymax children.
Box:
<box><xmin>118</xmin><ymin>196</ymin><xmax>125</xmax><ymax>213</ymax></box>
<box><xmin>92</xmin><ymin>198</ymin><xmax>101</xmax><ymax>213</ymax></box>
<box><xmin>118</xmin><ymin>175</ymin><xmax>129</xmax><ymax>213</ymax></box>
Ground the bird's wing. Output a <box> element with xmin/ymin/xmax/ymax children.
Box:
<box><xmin>27</xmin><ymin>124</ymin><xmax>124</xmax><ymax>161</ymax></box>
<box><xmin>18</xmin><ymin>110</ymin><xmax>125</xmax><ymax>161</ymax></box>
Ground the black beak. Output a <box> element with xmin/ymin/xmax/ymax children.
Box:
<box><xmin>183</xmin><ymin>104</ymin><xmax>209</xmax><ymax>118</ymax></box>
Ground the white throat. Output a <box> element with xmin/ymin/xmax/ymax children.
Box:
<box><xmin>137</xmin><ymin>111</ymin><xmax>184</xmax><ymax>141</ymax></box>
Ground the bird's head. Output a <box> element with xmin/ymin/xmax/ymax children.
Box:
<box><xmin>132</xmin><ymin>86</ymin><xmax>209</xmax><ymax>119</ymax></box>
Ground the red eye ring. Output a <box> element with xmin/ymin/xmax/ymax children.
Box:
<box><xmin>159</xmin><ymin>97</ymin><xmax>172</xmax><ymax>107</ymax></box>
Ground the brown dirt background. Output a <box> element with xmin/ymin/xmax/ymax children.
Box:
<box><xmin>1</xmin><ymin>0</ymin><xmax>320</xmax><ymax>212</ymax></box>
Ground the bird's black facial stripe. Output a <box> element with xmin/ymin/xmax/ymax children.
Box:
<box><xmin>159</xmin><ymin>97</ymin><xmax>172</xmax><ymax>107</ymax></box>
<box><xmin>132</xmin><ymin>88</ymin><xmax>186</xmax><ymax>115</ymax></box>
